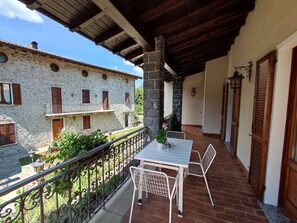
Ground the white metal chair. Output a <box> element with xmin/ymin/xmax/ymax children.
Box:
<box><xmin>129</xmin><ymin>166</ymin><xmax>179</xmax><ymax>223</ymax></box>
<box><xmin>166</xmin><ymin>131</ymin><xmax>186</xmax><ymax>139</ymax></box>
<box><xmin>186</xmin><ymin>144</ymin><xmax>216</xmax><ymax>206</ymax></box>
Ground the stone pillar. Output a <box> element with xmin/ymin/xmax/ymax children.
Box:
<box><xmin>172</xmin><ymin>76</ymin><xmax>184</xmax><ymax>131</ymax></box>
<box><xmin>143</xmin><ymin>36</ymin><xmax>165</xmax><ymax>140</ymax></box>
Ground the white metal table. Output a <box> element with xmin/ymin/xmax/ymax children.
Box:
<box><xmin>134</xmin><ymin>138</ymin><xmax>193</xmax><ymax>217</ymax></box>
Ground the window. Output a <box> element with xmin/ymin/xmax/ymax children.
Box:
<box><xmin>125</xmin><ymin>93</ymin><xmax>130</xmax><ymax>104</ymax></box>
<box><xmin>81</xmin><ymin>70</ymin><xmax>88</xmax><ymax>77</ymax></box>
<box><xmin>83</xmin><ymin>116</ymin><xmax>91</xmax><ymax>129</ymax></box>
<box><xmin>50</xmin><ymin>63</ymin><xmax>59</xmax><ymax>72</ymax></box>
<box><xmin>0</xmin><ymin>123</ymin><xmax>16</xmax><ymax>146</ymax></box>
<box><xmin>0</xmin><ymin>52</ymin><xmax>8</xmax><ymax>63</ymax></box>
<box><xmin>102</xmin><ymin>91</ymin><xmax>109</xmax><ymax>110</ymax></box>
<box><xmin>0</xmin><ymin>83</ymin><xmax>21</xmax><ymax>105</ymax></box>
<box><xmin>82</xmin><ymin>89</ymin><xmax>90</xmax><ymax>103</ymax></box>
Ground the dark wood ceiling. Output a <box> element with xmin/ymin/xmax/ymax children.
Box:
<box><xmin>19</xmin><ymin>0</ymin><xmax>255</xmax><ymax>81</ymax></box>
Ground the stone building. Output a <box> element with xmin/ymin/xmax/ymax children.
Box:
<box><xmin>0</xmin><ymin>39</ymin><xmax>139</xmax><ymax>163</ymax></box>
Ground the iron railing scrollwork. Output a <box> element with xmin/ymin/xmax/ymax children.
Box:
<box><xmin>0</xmin><ymin>127</ymin><xmax>147</xmax><ymax>223</ymax></box>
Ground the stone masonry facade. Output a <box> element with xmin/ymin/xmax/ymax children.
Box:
<box><xmin>0</xmin><ymin>40</ymin><xmax>138</xmax><ymax>164</ymax></box>
<box><xmin>143</xmin><ymin>36</ymin><xmax>165</xmax><ymax>139</ymax></box>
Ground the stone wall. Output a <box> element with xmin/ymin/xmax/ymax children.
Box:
<box><xmin>0</xmin><ymin>43</ymin><xmax>136</xmax><ymax>162</ymax></box>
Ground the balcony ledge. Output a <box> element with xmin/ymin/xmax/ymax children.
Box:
<box><xmin>45</xmin><ymin>109</ymin><xmax>115</xmax><ymax>118</ymax></box>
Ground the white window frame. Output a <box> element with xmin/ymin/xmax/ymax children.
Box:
<box><xmin>0</xmin><ymin>82</ymin><xmax>13</xmax><ymax>105</ymax></box>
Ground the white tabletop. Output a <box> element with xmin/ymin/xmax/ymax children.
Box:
<box><xmin>135</xmin><ymin>138</ymin><xmax>193</xmax><ymax>168</ymax></box>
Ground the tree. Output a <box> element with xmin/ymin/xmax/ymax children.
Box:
<box><xmin>135</xmin><ymin>86</ymin><xmax>143</xmax><ymax>115</ymax></box>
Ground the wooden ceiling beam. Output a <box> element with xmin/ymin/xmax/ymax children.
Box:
<box><xmin>92</xmin><ymin>0</ymin><xmax>178</xmax><ymax>76</ymax></box>
<box><xmin>152</xmin><ymin>0</ymin><xmax>229</xmax><ymax>35</ymax></box>
<box><xmin>112</xmin><ymin>38</ymin><xmax>138</xmax><ymax>53</ymax></box>
<box><xmin>134</xmin><ymin>57</ymin><xmax>143</xmax><ymax>66</ymax></box>
<box><xmin>95</xmin><ymin>26</ymin><xmax>125</xmax><ymax>44</ymax></box>
<box><xmin>124</xmin><ymin>48</ymin><xmax>143</xmax><ymax>60</ymax></box>
<box><xmin>175</xmin><ymin>45</ymin><xmax>232</xmax><ymax>64</ymax></box>
<box><xmin>168</xmin><ymin>21</ymin><xmax>243</xmax><ymax>54</ymax></box>
<box><xmin>166</xmin><ymin>11</ymin><xmax>249</xmax><ymax>46</ymax></box>
<box><xmin>92</xmin><ymin>0</ymin><xmax>153</xmax><ymax>50</ymax></box>
<box><xmin>140</xmin><ymin>0</ymin><xmax>186</xmax><ymax>23</ymax></box>
<box><xmin>26</xmin><ymin>0</ymin><xmax>48</xmax><ymax>10</ymax></box>
<box><xmin>172</xmin><ymin>38</ymin><xmax>234</xmax><ymax>60</ymax></box>
<box><xmin>70</xmin><ymin>10</ymin><xmax>105</xmax><ymax>32</ymax></box>
<box><xmin>182</xmin><ymin>66</ymin><xmax>206</xmax><ymax>77</ymax></box>
<box><xmin>179</xmin><ymin>51</ymin><xmax>229</xmax><ymax>70</ymax></box>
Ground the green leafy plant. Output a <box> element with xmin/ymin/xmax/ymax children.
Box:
<box><xmin>46</xmin><ymin>128</ymin><xmax>108</xmax><ymax>164</ymax></box>
<box><xmin>155</xmin><ymin>123</ymin><xmax>168</xmax><ymax>143</ymax></box>
<box><xmin>135</xmin><ymin>86</ymin><xmax>143</xmax><ymax>115</ymax></box>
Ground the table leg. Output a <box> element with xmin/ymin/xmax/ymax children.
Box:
<box><xmin>178</xmin><ymin>167</ymin><xmax>183</xmax><ymax>217</ymax></box>
<box><xmin>137</xmin><ymin>160</ymin><xmax>144</xmax><ymax>205</ymax></box>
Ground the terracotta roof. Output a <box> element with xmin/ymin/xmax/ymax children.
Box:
<box><xmin>0</xmin><ymin>39</ymin><xmax>141</xmax><ymax>79</ymax></box>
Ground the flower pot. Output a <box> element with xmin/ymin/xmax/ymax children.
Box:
<box><xmin>157</xmin><ymin>142</ymin><xmax>164</xmax><ymax>149</ymax></box>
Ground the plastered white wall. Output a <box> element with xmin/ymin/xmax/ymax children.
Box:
<box><xmin>203</xmin><ymin>56</ymin><xmax>229</xmax><ymax>134</ymax></box>
<box><xmin>228</xmin><ymin>0</ymin><xmax>297</xmax><ymax>205</ymax></box>
<box><xmin>164</xmin><ymin>81</ymin><xmax>173</xmax><ymax>117</ymax></box>
<box><xmin>182</xmin><ymin>72</ymin><xmax>204</xmax><ymax>125</ymax></box>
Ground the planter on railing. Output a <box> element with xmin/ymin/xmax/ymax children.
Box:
<box><xmin>0</xmin><ymin>127</ymin><xmax>147</xmax><ymax>223</ymax></box>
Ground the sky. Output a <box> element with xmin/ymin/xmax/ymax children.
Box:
<box><xmin>0</xmin><ymin>0</ymin><xmax>143</xmax><ymax>87</ymax></box>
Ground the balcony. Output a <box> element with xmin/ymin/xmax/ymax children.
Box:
<box><xmin>0</xmin><ymin>126</ymin><xmax>271</xmax><ymax>223</ymax></box>
<box><xmin>93</xmin><ymin>126</ymin><xmax>270</xmax><ymax>223</ymax></box>
<box><xmin>45</xmin><ymin>104</ymin><xmax>115</xmax><ymax>117</ymax></box>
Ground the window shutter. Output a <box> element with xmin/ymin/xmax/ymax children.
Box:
<box><xmin>0</xmin><ymin>124</ymin><xmax>6</xmax><ymax>145</ymax></box>
<box><xmin>12</xmin><ymin>83</ymin><xmax>22</xmax><ymax>105</ymax></box>
<box><xmin>125</xmin><ymin>93</ymin><xmax>130</xmax><ymax>104</ymax></box>
<box><xmin>249</xmin><ymin>51</ymin><xmax>276</xmax><ymax>200</ymax></box>
<box><xmin>7</xmin><ymin>123</ymin><xmax>16</xmax><ymax>143</ymax></box>
<box><xmin>103</xmin><ymin>91</ymin><xmax>109</xmax><ymax>110</ymax></box>
<box><xmin>0</xmin><ymin>123</ymin><xmax>16</xmax><ymax>145</ymax></box>
<box><xmin>82</xmin><ymin>89</ymin><xmax>90</xmax><ymax>103</ymax></box>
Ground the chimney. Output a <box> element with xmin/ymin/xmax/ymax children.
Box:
<box><xmin>28</xmin><ymin>41</ymin><xmax>38</xmax><ymax>50</ymax></box>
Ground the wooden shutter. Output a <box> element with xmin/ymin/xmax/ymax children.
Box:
<box><xmin>0</xmin><ymin>123</ymin><xmax>16</xmax><ymax>145</ymax></box>
<box><xmin>125</xmin><ymin>93</ymin><xmax>130</xmax><ymax>104</ymax></box>
<box><xmin>12</xmin><ymin>83</ymin><xmax>22</xmax><ymax>105</ymax></box>
<box><xmin>249</xmin><ymin>51</ymin><xmax>276</xmax><ymax>200</ymax></box>
<box><xmin>82</xmin><ymin>89</ymin><xmax>90</xmax><ymax>103</ymax></box>
<box><xmin>0</xmin><ymin>124</ymin><xmax>6</xmax><ymax>145</ymax></box>
<box><xmin>51</xmin><ymin>87</ymin><xmax>62</xmax><ymax>113</ymax></box>
<box><xmin>220</xmin><ymin>83</ymin><xmax>229</xmax><ymax>141</ymax></box>
<box><xmin>103</xmin><ymin>91</ymin><xmax>109</xmax><ymax>110</ymax></box>
<box><xmin>83</xmin><ymin>116</ymin><xmax>91</xmax><ymax>129</ymax></box>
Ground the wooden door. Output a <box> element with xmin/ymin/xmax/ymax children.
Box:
<box><xmin>51</xmin><ymin>87</ymin><xmax>62</xmax><ymax>113</ymax></box>
<box><xmin>230</xmin><ymin>87</ymin><xmax>241</xmax><ymax>157</ymax></box>
<box><xmin>280</xmin><ymin>46</ymin><xmax>297</xmax><ymax>221</ymax></box>
<box><xmin>249</xmin><ymin>51</ymin><xmax>276</xmax><ymax>200</ymax></box>
<box><xmin>52</xmin><ymin>119</ymin><xmax>63</xmax><ymax>140</ymax></box>
<box><xmin>221</xmin><ymin>83</ymin><xmax>229</xmax><ymax>141</ymax></box>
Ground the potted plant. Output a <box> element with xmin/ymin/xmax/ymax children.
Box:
<box><xmin>155</xmin><ymin>123</ymin><xmax>168</xmax><ymax>149</ymax></box>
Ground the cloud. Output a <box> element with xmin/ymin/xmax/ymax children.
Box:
<box><xmin>0</xmin><ymin>0</ymin><xmax>43</xmax><ymax>23</ymax></box>
<box><xmin>123</xmin><ymin>59</ymin><xmax>143</xmax><ymax>77</ymax></box>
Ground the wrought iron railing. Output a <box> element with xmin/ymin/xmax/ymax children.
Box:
<box><xmin>0</xmin><ymin>127</ymin><xmax>147</xmax><ymax>223</ymax></box>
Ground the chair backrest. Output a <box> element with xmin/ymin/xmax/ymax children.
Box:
<box><xmin>130</xmin><ymin>166</ymin><xmax>170</xmax><ymax>198</ymax></box>
<box><xmin>166</xmin><ymin>131</ymin><xmax>186</xmax><ymax>139</ymax></box>
<box><xmin>201</xmin><ymin>144</ymin><xmax>216</xmax><ymax>174</ymax></box>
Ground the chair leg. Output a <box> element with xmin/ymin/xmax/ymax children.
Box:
<box><xmin>169</xmin><ymin>198</ymin><xmax>172</xmax><ymax>223</ymax></box>
<box><xmin>175</xmin><ymin>185</ymin><xmax>179</xmax><ymax>207</ymax></box>
<box><xmin>129</xmin><ymin>189</ymin><xmax>136</xmax><ymax>223</ymax></box>
<box><xmin>203</xmin><ymin>174</ymin><xmax>214</xmax><ymax>206</ymax></box>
